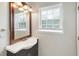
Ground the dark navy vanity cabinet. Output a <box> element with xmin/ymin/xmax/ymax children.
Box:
<box><xmin>7</xmin><ymin>42</ymin><xmax>38</xmax><ymax>56</ymax></box>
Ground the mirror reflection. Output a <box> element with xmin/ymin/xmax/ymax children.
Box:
<box><xmin>14</xmin><ymin>10</ymin><xmax>30</xmax><ymax>39</ymax></box>
<box><xmin>10</xmin><ymin>2</ymin><xmax>32</xmax><ymax>44</ymax></box>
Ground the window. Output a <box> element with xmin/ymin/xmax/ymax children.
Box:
<box><xmin>39</xmin><ymin>4</ymin><xmax>63</xmax><ymax>32</ymax></box>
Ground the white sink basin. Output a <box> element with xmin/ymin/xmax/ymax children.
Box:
<box><xmin>23</xmin><ymin>37</ymin><xmax>38</xmax><ymax>49</ymax></box>
<box><xmin>6</xmin><ymin>37</ymin><xmax>38</xmax><ymax>54</ymax></box>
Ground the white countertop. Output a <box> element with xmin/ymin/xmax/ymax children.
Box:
<box><xmin>6</xmin><ymin>37</ymin><xmax>38</xmax><ymax>54</ymax></box>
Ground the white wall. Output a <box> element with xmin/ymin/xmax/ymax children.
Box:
<box><xmin>0</xmin><ymin>2</ymin><xmax>9</xmax><ymax>56</ymax></box>
<box><xmin>32</xmin><ymin>13</ymin><xmax>39</xmax><ymax>37</ymax></box>
<box><xmin>32</xmin><ymin>2</ymin><xmax>77</xmax><ymax>56</ymax></box>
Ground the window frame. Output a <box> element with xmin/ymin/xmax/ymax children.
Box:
<box><xmin>39</xmin><ymin>3</ymin><xmax>64</xmax><ymax>33</ymax></box>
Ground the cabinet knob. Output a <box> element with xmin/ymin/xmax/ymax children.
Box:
<box><xmin>78</xmin><ymin>6</ymin><xmax>79</xmax><ymax>10</ymax></box>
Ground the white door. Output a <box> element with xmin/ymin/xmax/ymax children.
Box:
<box><xmin>0</xmin><ymin>2</ymin><xmax>9</xmax><ymax>56</ymax></box>
<box><xmin>77</xmin><ymin>2</ymin><xmax>79</xmax><ymax>56</ymax></box>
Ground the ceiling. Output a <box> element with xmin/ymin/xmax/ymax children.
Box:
<box><xmin>29</xmin><ymin>2</ymin><xmax>59</xmax><ymax>7</ymax></box>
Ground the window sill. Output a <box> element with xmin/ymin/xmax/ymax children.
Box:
<box><xmin>39</xmin><ymin>30</ymin><xmax>64</xmax><ymax>33</ymax></box>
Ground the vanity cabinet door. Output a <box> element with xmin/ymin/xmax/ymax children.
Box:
<box><xmin>7</xmin><ymin>49</ymin><xmax>28</xmax><ymax>56</ymax></box>
<box><xmin>28</xmin><ymin>42</ymin><xmax>38</xmax><ymax>56</ymax></box>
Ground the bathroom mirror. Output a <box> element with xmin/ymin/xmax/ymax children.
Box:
<box><xmin>9</xmin><ymin>2</ymin><xmax>32</xmax><ymax>44</ymax></box>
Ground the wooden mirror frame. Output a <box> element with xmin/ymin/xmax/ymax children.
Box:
<box><xmin>9</xmin><ymin>2</ymin><xmax>32</xmax><ymax>44</ymax></box>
